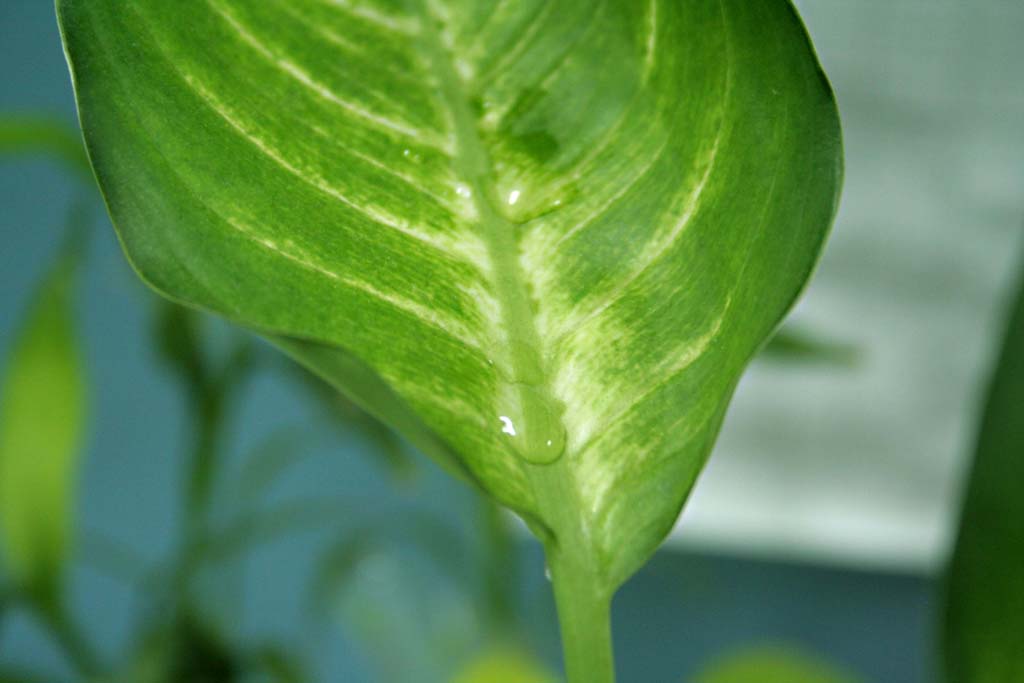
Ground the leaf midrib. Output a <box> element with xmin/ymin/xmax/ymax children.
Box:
<box><xmin>417</xmin><ymin>3</ymin><xmax>594</xmax><ymax>559</ymax></box>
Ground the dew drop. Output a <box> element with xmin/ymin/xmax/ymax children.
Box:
<box><xmin>499</xmin><ymin>415</ymin><xmax>517</xmax><ymax>436</ymax></box>
<box><xmin>507</xmin><ymin>189</ymin><xmax>521</xmax><ymax>206</ymax></box>
<box><xmin>455</xmin><ymin>183</ymin><xmax>472</xmax><ymax>198</ymax></box>
<box><xmin>497</xmin><ymin>384</ymin><xmax>566</xmax><ymax>465</ymax></box>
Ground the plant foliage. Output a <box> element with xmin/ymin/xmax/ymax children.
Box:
<box><xmin>57</xmin><ymin>0</ymin><xmax>841</xmax><ymax>596</ymax></box>
<box><xmin>0</xmin><ymin>232</ymin><xmax>86</xmax><ymax>603</ymax></box>
<box><xmin>943</xmin><ymin>250</ymin><xmax>1024</xmax><ymax>682</ymax></box>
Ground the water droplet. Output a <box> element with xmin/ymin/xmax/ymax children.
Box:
<box><xmin>499</xmin><ymin>415</ymin><xmax>516</xmax><ymax>436</ymax></box>
<box><xmin>402</xmin><ymin>149</ymin><xmax>410</xmax><ymax>157</ymax></box>
<box><xmin>455</xmin><ymin>183</ymin><xmax>472</xmax><ymax>199</ymax></box>
<box><xmin>497</xmin><ymin>384</ymin><xmax>566</xmax><ymax>465</ymax></box>
<box><xmin>507</xmin><ymin>190</ymin><xmax>521</xmax><ymax>206</ymax></box>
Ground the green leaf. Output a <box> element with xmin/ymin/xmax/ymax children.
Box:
<box><xmin>58</xmin><ymin>0</ymin><xmax>841</xmax><ymax>588</ymax></box>
<box><xmin>0</xmin><ymin>115</ymin><xmax>92</xmax><ymax>181</ymax></box>
<box><xmin>694</xmin><ymin>646</ymin><xmax>861</xmax><ymax>683</ymax></box>
<box><xmin>453</xmin><ymin>645</ymin><xmax>559</xmax><ymax>683</ymax></box>
<box><xmin>942</xmin><ymin>251</ymin><xmax>1024</xmax><ymax>682</ymax></box>
<box><xmin>0</xmin><ymin>236</ymin><xmax>87</xmax><ymax>600</ymax></box>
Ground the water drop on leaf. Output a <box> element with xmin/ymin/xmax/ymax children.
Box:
<box><xmin>498</xmin><ymin>384</ymin><xmax>566</xmax><ymax>465</ymax></box>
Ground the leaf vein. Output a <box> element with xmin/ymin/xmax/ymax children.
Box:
<box><xmin>210</xmin><ymin>0</ymin><xmax>448</xmax><ymax>151</ymax></box>
<box><xmin>221</xmin><ymin>215</ymin><xmax>488</xmax><ymax>354</ymax></box>
<box><xmin>180</xmin><ymin>72</ymin><xmax>467</xmax><ymax>257</ymax></box>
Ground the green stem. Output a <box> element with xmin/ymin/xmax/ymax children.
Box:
<box><xmin>415</xmin><ymin>5</ymin><xmax>616</xmax><ymax>678</ymax></box>
<box><xmin>545</xmin><ymin>545</ymin><xmax>615</xmax><ymax>683</ymax></box>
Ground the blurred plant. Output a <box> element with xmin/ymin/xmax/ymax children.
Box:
<box><xmin>0</xmin><ymin>113</ymin><xmax>560</xmax><ymax>681</ymax></box>
<box><xmin>453</xmin><ymin>645</ymin><xmax>559</xmax><ymax>683</ymax></box>
<box><xmin>759</xmin><ymin>326</ymin><xmax>860</xmax><ymax>368</ymax></box>
<box><xmin>941</xmin><ymin>245</ymin><xmax>1024</xmax><ymax>682</ymax></box>
<box><xmin>0</xmin><ymin>115</ymin><xmax>312</xmax><ymax>681</ymax></box>
<box><xmin>0</xmin><ymin>115</ymin><xmax>91</xmax><ymax>182</ymax></box>
<box><xmin>685</xmin><ymin>245</ymin><xmax>1024</xmax><ymax>683</ymax></box>
<box><xmin>0</xmin><ymin>204</ymin><xmax>97</xmax><ymax>678</ymax></box>
<box><xmin>0</xmin><ymin>223</ymin><xmax>310</xmax><ymax>681</ymax></box>
<box><xmin>692</xmin><ymin>644</ymin><xmax>861</xmax><ymax>683</ymax></box>
<box><xmin>1</xmin><ymin>109</ymin><xmax>863</xmax><ymax>682</ymax></box>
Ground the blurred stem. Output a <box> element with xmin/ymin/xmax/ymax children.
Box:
<box><xmin>184</xmin><ymin>392</ymin><xmax>223</xmax><ymax>544</ymax></box>
<box><xmin>178</xmin><ymin>338</ymin><xmax>252</xmax><ymax>585</ymax></box>
<box><xmin>34</xmin><ymin>597</ymin><xmax>100</xmax><ymax>678</ymax></box>
<box><xmin>546</xmin><ymin>547</ymin><xmax>615</xmax><ymax>683</ymax></box>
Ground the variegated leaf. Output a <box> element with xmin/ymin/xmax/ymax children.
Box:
<box><xmin>58</xmin><ymin>0</ymin><xmax>841</xmax><ymax>588</ymax></box>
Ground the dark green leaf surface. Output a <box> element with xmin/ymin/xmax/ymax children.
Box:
<box><xmin>943</xmin><ymin>251</ymin><xmax>1024</xmax><ymax>682</ymax></box>
<box><xmin>58</xmin><ymin>0</ymin><xmax>841</xmax><ymax>587</ymax></box>
<box><xmin>0</xmin><ymin>239</ymin><xmax>86</xmax><ymax>598</ymax></box>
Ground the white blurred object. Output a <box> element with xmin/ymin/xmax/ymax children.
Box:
<box><xmin>672</xmin><ymin>0</ymin><xmax>1024</xmax><ymax>574</ymax></box>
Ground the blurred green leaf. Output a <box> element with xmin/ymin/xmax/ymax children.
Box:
<box><xmin>0</xmin><ymin>238</ymin><xmax>87</xmax><ymax>601</ymax></box>
<box><xmin>195</xmin><ymin>498</ymin><xmax>353</xmax><ymax>568</ymax></box>
<box><xmin>474</xmin><ymin>498</ymin><xmax>518</xmax><ymax>632</ymax></box>
<box><xmin>126</xmin><ymin>612</ymin><xmax>243</xmax><ymax>683</ymax></box>
<box><xmin>233</xmin><ymin>424</ymin><xmax>321</xmax><ymax>504</ymax></box>
<box><xmin>760</xmin><ymin>325</ymin><xmax>859</xmax><ymax>366</ymax></box>
<box><xmin>153</xmin><ymin>301</ymin><xmax>207</xmax><ymax>390</ymax></box>
<box><xmin>329</xmin><ymin>548</ymin><xmax>478</xmax><ymax>683</ymax></box>
<box><xmin>309</xmin><ymin>509</ymin><xmax>469</xmax><ymax>619</ymax></box>
<box><xmin>79</xmin><ymin>528</ymin><xmax>151</xmax><ymax>587</ymax></box>
<box><xmin>0</xmin><ymin>115</ymin><xmax>91</xmax><ymax>181</ymax></box>
<box><xmin>0</xmin><ymin>582</ymin><xmax>15</xmax><ymax>629</ymax></box>
<box><xmin>282</xmin><ymin>357</ymin><xmax>417</xmax><ymax>482</ymax></box>
<box><xmin>248</xmin><ymin>646</ymin><xmax>308</xmax><ymax>683</ymax></box>
<box><xmin>943</xmin><ymin>251</ymin><xmax>1024</xmax><ymax>682</ymax></box>
<box><xmin>169</xmin><ymin>613</ymin><xmax>241</xmax><ymax>683</ymax></box>
<box><xmin>694</xmin><ymin>646</ymin><xmax>861</xmax><ymax>683</ymax></box>
<box><xmin>0</xmin><ymin>668</ymin><xmax>55</xmax><ymax>683</ymax></box>
<box><xmin>453</xmin><ymin>645</ymin><xmax>559</xmax><ymax>683</ymax></box>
